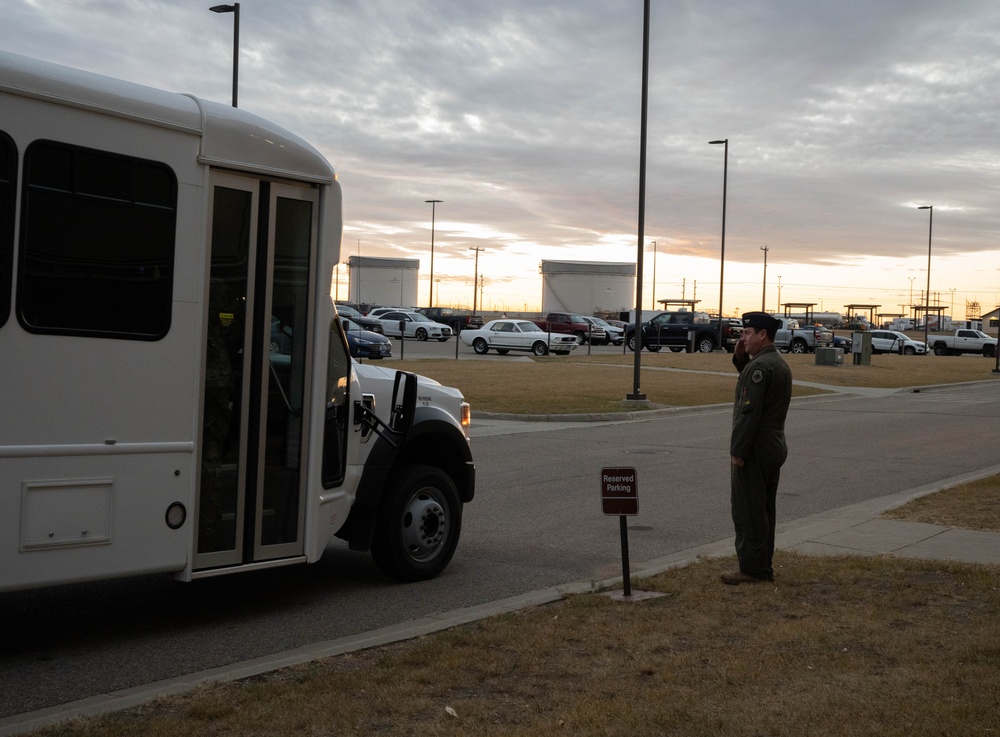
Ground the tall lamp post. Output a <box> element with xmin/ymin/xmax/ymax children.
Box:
<box><xmin>627</xmin><ymin>0</ymin><xmax>651</xmax><ymax>401</ymax></box>
<box><xmin>760</xmin><ymin>245</ymin><xmax>769</xmax><ymax>311</ymax></box>
<box><xmin>918</xmin><ymin>205</ymin><xmax>933</xmax><ymax>352</ymax></box>
<box><xmin>709</xmin><ymin>139</ymin><xmax>728</xmax><ymax>348</ymax></box>
<box><xmin>209</xmin><ymin>3</ymin><xmax>240</xmax><ymax>107</ymax></box>
<box><xmin>425</xmin><ymin>199</ymin><xmax>442</xmax><ymax>308</ymax></box>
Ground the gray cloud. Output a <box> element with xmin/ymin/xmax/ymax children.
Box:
<box><xmin>3</xmin><ymin>0</ymin><xmax>999</xmax><ymax>310</ymax></box>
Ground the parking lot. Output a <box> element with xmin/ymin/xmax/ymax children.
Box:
<box><xmin>376</xmin><ymin>331</ymin><xmax>634</xmax><ymax>361</ymax></box>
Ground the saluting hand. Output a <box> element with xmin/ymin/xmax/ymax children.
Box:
<box><xmin>734</xmin><ymin>333</ymin><xmax>748</xmax><ymax>361</ymax></box>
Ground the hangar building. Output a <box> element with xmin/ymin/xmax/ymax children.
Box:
<box><xmin>346</xmin><ymin>255</ymin><xmax>420</xmax><ymax>308</ymax></box>
<box><xmin>539</xmin><ymin>260</ymin><xmax>635</xmax><ymax>315</ymax></box>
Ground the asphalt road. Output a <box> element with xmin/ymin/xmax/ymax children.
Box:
<box><xmin>1</xmin><ymin>366</ymin><xmax>997</xmax><ymax>718</ymax></box>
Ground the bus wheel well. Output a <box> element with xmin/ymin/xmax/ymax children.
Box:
<box><xmin>389</xmin><ymin>433</ymin><xmax>472</xmax><ymax>502</ymax></box>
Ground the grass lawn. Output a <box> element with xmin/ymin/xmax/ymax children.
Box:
<box><xmin>392</xmin><ymin>350</ymin><xmax>999</xmax><ymax>414</ymax></box>
<box><xmin>45</xmin><ymin>544</ymin><xmax>1000</xmax><ymax>737</ymax></box>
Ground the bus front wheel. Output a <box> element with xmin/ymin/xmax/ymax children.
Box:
<box><xmin>371</xmin><ymin>465</ymin><xmax>462</xmax><ymax>582</ymax></box>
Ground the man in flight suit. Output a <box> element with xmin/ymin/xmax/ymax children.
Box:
<box><xmin>723</xmin><ymin>311</ymin><xmax>792</xmax><ymax>585</ymax></box>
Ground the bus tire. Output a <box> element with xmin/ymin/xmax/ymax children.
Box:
<box><xmin>371</xmin><ymin>465</ymin><xmax>462</xmax><ymax>582</ymax></box>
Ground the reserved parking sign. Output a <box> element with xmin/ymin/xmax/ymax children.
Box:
<box><xmin>601</xmin><ymin>467</ymin><xmax>638</xmax><ymax>516</ymax></box>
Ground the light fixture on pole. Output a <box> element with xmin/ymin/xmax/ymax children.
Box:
<box><xmin>760</xmin><ymin>245</ymin><xmax>769</xmax><ymax>311</ymax></box>
<box><xmin>209</xmin><ymin>3</ymin><xmax>240</xmax><ymax>107</ymax></box>
<box><xmin>709</xmin><ymin>139</ymin><xmax>728</xmax><ymax>349</ymax></box>
<box><xmin>918</xmin><ymin>206</ymin><xmax>933</xmax><ymax>352</ymax></box>
<box><xmin>425</xmin><ymin>199</ymin><xmax>442</xmax><ymax>308</ymax></box>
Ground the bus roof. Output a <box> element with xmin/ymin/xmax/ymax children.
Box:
<box><xmin>0</xmin><ymin>50</ymin><xmax>335</xmax><ymax>185</ymax></box>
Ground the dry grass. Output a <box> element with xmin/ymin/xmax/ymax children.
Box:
<box><xmin>885</xmin><ymin>474</ymin><xmax>1000</xmax><ymax>531</ymax></box>
<box><xmin>41</xmin><ymin>553</ymin><xmax>1000</xmax><ymax>737</ymax></box>
<box><xmin>398</xmin><ymin>351</ymin><xmax>999</xmax><ymax>414</ymax></box>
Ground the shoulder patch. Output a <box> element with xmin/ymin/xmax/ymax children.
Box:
<box><xmin>751</xmin><ymin>369</ymin><xmax>764</xmax><ymax>384</ymax></box>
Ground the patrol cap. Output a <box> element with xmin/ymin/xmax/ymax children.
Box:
<box><xmin>741</xmin><ymin>311</ymin><xmax>780</xmax><ymax>332</ymax></box>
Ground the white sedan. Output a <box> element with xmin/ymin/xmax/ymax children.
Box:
<box><xmin>459</xmin><ymin>319</ymin><xmax>579</xmax><ymax>356</ymax></box>
<box><xmin>376</xmin><ymin>310</ymin><xmax>453</xmax><ymax>341</ymax></box>
<box><xmin>868</xmin><ymin>330</ymin><xmax>927</xmax><ymax>355</ymax></box>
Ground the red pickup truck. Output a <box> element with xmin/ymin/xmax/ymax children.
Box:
<box><xmin>534</xmin><ymin>312</ymin><xmax>607</xmax><ymax>344</ymax></box>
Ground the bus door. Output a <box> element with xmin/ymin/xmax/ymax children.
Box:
<box><xmin>195</xmin><ymin>172</ymin><xmax>318</xmax><ymax>571</ymax></box>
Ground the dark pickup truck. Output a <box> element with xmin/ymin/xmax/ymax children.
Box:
<box><xmin>624</xmin><ymin>310</ymin><xmax>741</xmax><ymax>353</ymax></box>
<box><xmin>419</xmin><ymin>307</ymin><xmax>484</xmax><ymax>332</ymax></box>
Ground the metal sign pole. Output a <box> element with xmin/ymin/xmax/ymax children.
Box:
<box><xmin>619</xmin><ymin>516</ymin><xmax>631</xmax><ymax>597</ymax></box>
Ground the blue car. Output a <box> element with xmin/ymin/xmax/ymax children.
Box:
<box><xmin>832</xmin><ymin>335</ymin><xmax>851</xmax><ymax>351</ymax></box>
<box><xmin>343</xmin><ymin>318</ymin><xmax>392</xmax><ymax>360</ymax></box>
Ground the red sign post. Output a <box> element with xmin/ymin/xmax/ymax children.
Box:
<box><xmin>602</xmin><ymin>467</ymin><xmax>638</xmax><ymax>596</ymax></box>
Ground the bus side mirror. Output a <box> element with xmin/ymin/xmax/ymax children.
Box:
<box><xmin>352</xmin><ymin>371</ymin><xmax>417</xmax><ymax>447</ymax></box>
<box><xmin>390</xmin><ymin>370</ymin><xmax>417</xmax><ymax>435</ymax></box>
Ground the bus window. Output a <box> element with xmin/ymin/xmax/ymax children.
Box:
<box><xmin>0</xmin><ymin>131</ymin><xmax>14</xmax><ymax>329</ymax></box>
<box><xmin>322</xmin><ymin>317</ymin><xmax>350</xmax><ymax>488</ymax></box>
<box><xmin>17</xmin><ymin>140</ymin><xmax>176</xmax><ymax>339</ymax></box>
<box><xmin>199</xmin><ymin>186</ymin><xmax>252</xmax><ymax>556</ymax></box>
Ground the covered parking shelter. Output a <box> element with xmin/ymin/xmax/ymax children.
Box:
<box><xmin>909</xmin><ymin>304</ymin><xmax>947</xmax><ymax>330</ymax></box>
<box><xmin>844</xmin><ymin>304</ymin><xmax>880</xmax><ymax>328</ymax></box>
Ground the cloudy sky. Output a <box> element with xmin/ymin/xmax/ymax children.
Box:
<box><xmin>4</xmin><ymin>0</ymin><xmax>1000</xmax><ymax>317</ymax></box>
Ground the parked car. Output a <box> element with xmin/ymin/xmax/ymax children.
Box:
<box><xmin>773</xmin><ymin>318</ymin><xmax>833</xmax><ymax>354</ymax></box>
<box><xmin>342</xmin><ymin>318</ymin><xmax>392</xmax><ymax>359</ymax></box>
<box><xmin>868</xmin><ymin>330</ymin><xmax>927</xmax><ymax>355</ymax></box>
<box><xmin>533</xmin><ymin>312</ymin><xmax>606</xmax><ymax>344</ymax></box>
<box><xmin>335</xmin><ymin>303</ymin><xmax>384</xmax><ymax>334</ymax></box>
<box><xmin>625</xmin><ymin>310</ymin><xmax>738</xmax><ymax>353</ymax></box>
<box><xmin>928</xmin><ymin>329</ymin><xmax>997</xmax><ymax>357</ymax></box>
<box><xmin>419</xmin><ymin>307</ymin><xmax>485</xmax><ymax>332</ymax></box>
<box><xmin>459</xmin><ymin>319</ymin><xmax>579</xmax><ymax>356</ymax></box>
<box><xmin>832</xmin><ymin>335</ymin><xmax>851</xmax><ymax>351</ymax></box>
<box><xmin>367</xmin><ymin>306</ymin><xmax>411</xmax><ymax>318</ymax></box>
<box><xmin>376</xmin><ymin>310</ymin><xmax>452</xmax><ymax>341</ymax></box>
<box><xmin>584</xmin><ymin>316</ymin><xmax>624</xmax><ymax>346</ymax></box>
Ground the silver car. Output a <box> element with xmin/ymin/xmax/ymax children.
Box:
<box><xmin>869</xmin><ymin>330</ymin><xmax>926</xmax><ymax>355</ymax></box>
<box><xmin>376</xmin><ymin>310</ymin><xmax>453</xmax><ymax>342</ymax></box>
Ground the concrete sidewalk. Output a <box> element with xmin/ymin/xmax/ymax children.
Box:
<box><xmin>3</xmin><ymin>466</ymin><xmax>999</xmax><ymax>736</ymax></box>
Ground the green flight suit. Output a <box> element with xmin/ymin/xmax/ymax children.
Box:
<box><xmin>730</xmin><ymin>344</ymin><xmax>792</xmax><ymax>579</ymax></box>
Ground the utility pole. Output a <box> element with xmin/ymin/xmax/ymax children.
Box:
<box><xmin>760</xmin><ymin>245</ymin><xmax>769</xmax><ymax>311</ymax></box>
<box><xmin>469</xmin><ymin>247</ymin><xmax>486</xmax><ymax>315</ymax></box>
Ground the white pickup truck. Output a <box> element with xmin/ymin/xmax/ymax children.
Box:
<box><xmin>929</xmin><ymin>329</ymin><xmax>998</xmax><ymax>357</ymax></box>
<box><xmin>774</xmin><ymin>317</ymin><xmax>834</xmax><ymax>354</ymax></box>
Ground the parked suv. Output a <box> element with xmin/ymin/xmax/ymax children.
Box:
<box><xmin>868</xmin><ymin>330</ymin><xmax>926</xmax><ymax>355</ymax></box>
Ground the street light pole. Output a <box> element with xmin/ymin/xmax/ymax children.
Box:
<box><xmin>425</xmin><ymin>199</ymin><xmax>442</xmax><ymax>308</ymax></box>
<box><xmin>760</xmin><ymin>245</ymin><xmax>769</xmax><ymax>311</ymax></box>
<box><xmin>627</xmin><ymin>0</ymin><xmax>651</xmax><ymax>401</ymax></box>
<box><xmin>919</xmin><ymin>206</ymin><xmax>933</xmax><ymax>352</ymax></box>
<box><xmin>709</xmin><ymin>139</ymin><xmax>728</xmax><ymax>349</ymax></box>
<box><xmin>209</xmin><ymin>3</ymin><xmax>240</xmax><ymax>108</ymax></box>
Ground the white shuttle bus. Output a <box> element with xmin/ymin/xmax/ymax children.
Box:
<box><xmin>0</xmin><ymin>51</ymin><xmax>474</xmax><ymax>592</ymax></box>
